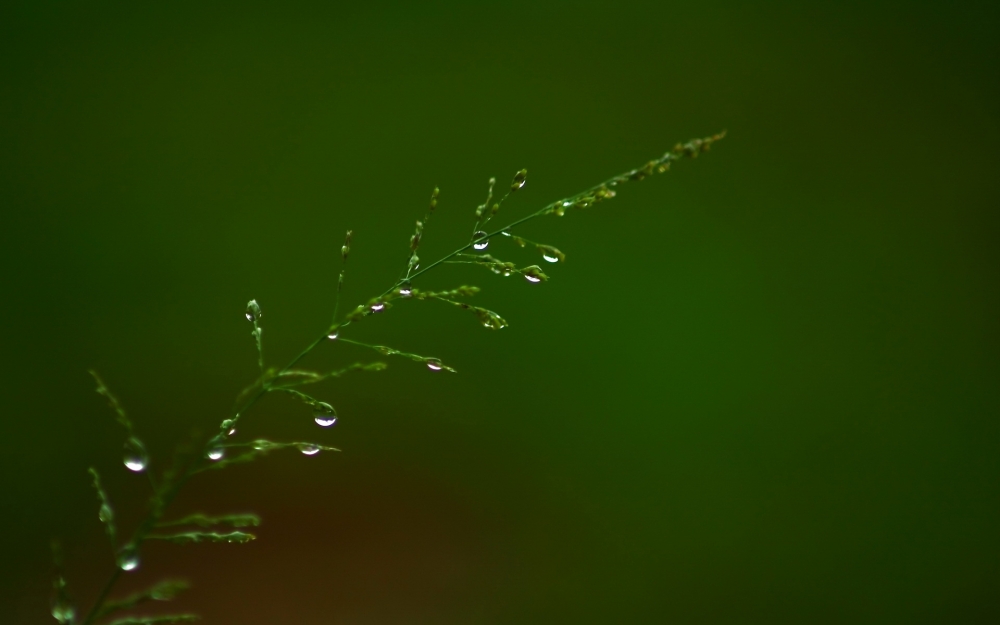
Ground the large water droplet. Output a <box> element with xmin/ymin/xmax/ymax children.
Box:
<box><xmin>426</xmin><ymin>359</ymin><xmax>443</xmax><ymax>371</ymax></box>
<box><xmin>298</xmin><ymin>444</ymin><xmax>321</xmax><ymax>456</ymax></box>
<box><xmin>314</xmin><ymin>408</ymin><xmax>337</xmax><ymax>427</ymax></box>
<box><xmin>472</xmin><ymin>231</ymin><xmax>489</xmax><ymax>250</ymax></box>
<box><xmin>542</xmin><ymin>253</ymin><xmax>560</xmax><ymax>263</ymax></box>
<box><xmin>117</xmin><ymin>548</ymin><xmax>140</xmax><ymax>572</ymax></box>
<box><xmin>327</xmin><ymin>330</ymin><xmax>339</xmax><ymax>340</ymax></box>
<box><xmin>123</xmin><ymin>437</ymin><xmax>148</xmax><ymax>473</ymax></box>
<box><xmin>524</xmin><ymin>274</ymin><xmax>542</xmax><ymax>283</ymax></box>
<box><xmin>207</xmin><ymin>448</ymin><xmax>225</xmax><ymax>461</ymax></box>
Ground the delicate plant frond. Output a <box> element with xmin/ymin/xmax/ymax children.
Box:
<box><xmin>88</xmin><ymin>467</ymin><xmax>117</xmax><ymax>553</ymax></box>
<box><xmin>103</xmin><ymin>615</ymin><xmax>199</xmax><ymax>625</ymax></box>
<box><xmin>97</xmin><ymin>580</ymin><xmax>190</xmax><ymax>620</ymax></box>
<box><xmin>446</xmin><ymin>254</ymin><xmax>549</xmax><ymax>283</ymax></box>
<box><xmin>197</xmin><ymin>440</ymin><xmax>340</xmax><ymax>471</ymax></box>
<box><xmin>272</xmin><ymin>388</ymin><xmax>335</xmax><ymax>414</ymax></box>
<box><xmin>275</xmin><ymin>362</ymin><xmax>388</xmax><ymax>387</ymax></box>
<box><xmin>156</xmin><ymin>513</ymin><xmax>261</xmax><ymax>529</ymax></box>
<box><xmin>65</xmin><ymin>133</ymin><xmax>723</xmax><ymax>625</ymax></box>
<box><xmin>500</xmin><ymin>232</ymin><xmax>565</xmax><ymax>263</ymax></box>
<box><xmin>146</xmin><ymin>531</ymin><xmax>256</xmax><ymax>545</ymax></box>
<box><xmin>409</xmin><ymin>285</ymin><xmax>480</xmax><ymax>300</ymax></box>
<box><xmin>405</xmin><ymin>188</ymin><xmax>439</xmax><ymax>278</ymax></box>
<box><xmin>245</xmin><ymin>300</ymin><xmax>264</xmax><ymax>373</ymax></box>
<box><xmin>406</xmin><ymin>288</ymin><xmax>508</xmax><ymax>330</ymax></box>
<box><xmin>51</xmin><ymin>541</ymin><xmax>76</xmax><ymax>625</ymax></box>
<box><xmin>339</xmin><ymin>338</ymin><xmax>457</xmax><ymax>372</ymax></box>
<box><xmin>88</xmin><ymin>371</ymin><xmax>132</xmax><ymax>433</ymax></box>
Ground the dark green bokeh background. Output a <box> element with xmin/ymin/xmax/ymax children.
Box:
<box><xmin>2</xmin><ymin>1</ymin><xmax>997</xmax><ymax>622</ymax></box>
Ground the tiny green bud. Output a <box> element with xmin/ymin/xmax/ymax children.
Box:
<box><xmin>510</xmin><ymin>168</ymin><xmax>527</xmax><ymax>192</ymax></box>
<box><xmin>342</xmin><ymin>230</ymin><xmax>353</xmax><ymax>261</ymax></box>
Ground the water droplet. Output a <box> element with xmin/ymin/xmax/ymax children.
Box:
<box><xmin>314</xmin><ymin>407</ymin><xmax>337</xmax><ymax>427</ymax></box>
<box><xmin>228</xmin><ymin>428</ymin><xmax>236</xmax><ymax>436</ymax></box>
<box><xmin>503</xmin><ymin>269</ymin><xmax>512</xmax><ymax>277</ymax></box>
<box><xmin>299</xmin><ymin>443</ymin><xmax>321</xmax><ymax>456</ymax></box>
<box><xmin>525</xmin><ymin>274</ymin><xmax>542</xmax><ymax>283</ymax></box>
<box><xmin>472</xmin><ymin>231</ymin><xmax>489</xmax><ymax>250</ymax></box>
<box><xmin>426</xmin><ymin>359</ymin><xmax>443</xmax><ymax>371</ymax></box>
<box><xmin>542</xmin><ymin>253</ymin><xmax>560</xmax><ymax>263</ymax></box>
<box><xmin>117</xmin><ymin>548</ymin><xmax>140</xmax><ymax>572</ymax></box>
<box><xmin>207</xmin><ymin>448</ymin><xmax>225</xmax><ymax>461</ymax></box>
<box><xmin>562</xmin><ymin>201</ymin><xmax>572</xmax><ymax>207</ymax></box>
<box><xmin>123</xmin><ymin>437</ymin><xmax>148</xmax><ymax>473</ymax></box>
<box><xmin>370</xmin><ymin>302</ymin><xmax>385</xmax><ymax>312</ymax></box>
<box><xmin>327</xmin><ymin>330</ymin><xmax>339</xmax><ymax>340</ymax></box>
<box><xmin>398</xmin><ymin>280</ymin><xmax>413</xmax><ymax>297</ymax></box>
<box><xmin>245</xmin><ymin>300</ymin><xmax>261</xmax><ymax>323</ymax></box>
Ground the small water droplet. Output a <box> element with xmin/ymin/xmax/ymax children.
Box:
<box><xmin>525</xmin><ymin>275</ymin><xmax>542</xmax><ymax>283</ymax></box>
<box><xmin>562</xmin><ymin>201</ymin><xmax>572</xmax><ymax>207</ymax></box>
<box><xmin>472</xmin><ymin>231</ymin><xmax>489</xmax><ymax>250</ymax></box>
<box><xmin>117</xmin><ymin>548</ymin><xmax>140</xmax><ymax>572</ymax></box>
<box><xmin>228</xmin><ymin>428</ymin><xmax>236</xmax><ymax>436</ymax></box>
<box><xmin>542</xmin><ymin>253</ymin><xmax>559</xmax><ymax>263</ymax></box>
<box><xmin>123</xmin><ymin>437</ymin><xmax>148</xmax><ymax>472</ymax></box>
<box><xmin>245</xmin><ymin>300</ymin><xmax>261</xmax><ymax>322</ymax></box>
<box><xmin>426</xmin><ymin>359</ymin><xmax>443</xmax><ymax>371</ymax></box>
<box><xmin>299</xmin><ymin>444</ymin><xmax>321</xmax><ymax>456</ymax></box>
<box><xmin>370</xmin><ymin>302</ymin><xmax>385</xmax><ymax>312</ymax></box>
<box><xmin>245</xmin><ymin>312</ymin><xmax>254</xmax><ymax>321</ymax></box>
<box><xmin>327</xmin><ymin>330</ymin><xmax>339</xmax><ymax>340</ymax></box>
<box><xmin>207</xmin><ymin>448</ymin><xmax>225</xmax><ymax>461</ymax></box>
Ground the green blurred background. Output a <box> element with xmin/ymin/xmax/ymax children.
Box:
<box><xmin>2</xmin><ymin>1</ymin><xmax>997</xmax><ymax>623</ymax></box>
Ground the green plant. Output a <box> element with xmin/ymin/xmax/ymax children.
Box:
<box><xmin>52</xmin><ymin>132</ymin><xmax>725</xmax><ymax>625</ymax></box>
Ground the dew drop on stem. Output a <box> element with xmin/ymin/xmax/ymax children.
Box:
<box><xmin>245</xmin><ymin>300</ymin><xmax>261</xmax><ymax>322</ymax></box>
<box><xmin>328</xmin><ymin>330</ymin><xmax>339</xmax><ymax>340</ymax></box>
<box><xmin>472</xmin><ymin>231</ymin><xmax>489</xmax><ymax>250</ymax></box>
<box><xmin>525</xmin><ymin>274</ymin><xmax>542</xmax><ymax>283</ymax></box>
<box><xmin>426</xmin><ymin>359</ymin><xmax>443</xmax><ymax>371</ymax></box>
<box><xmin>314</xmin><ymin>409</ymin><xmax>337</xmax><ymax>427</ymax></box>
<box><xmin>207</xmin><ymin>448</ymin><xmax>225</xmax><ymax>461</ymax></box>
<box><xmin>123</xmin><ymin>437</ymin><xmax>148</xmax><ymax>473</ymax></box>
<box><xmin>117</xmin><ymin>547</ymin><xmax>139</xmax><ymax>572</ymax></box>
<box><xmin>542</xmin><ymin>252</ymin><xmax>560</xmax><ymax>263</ymax></box>
<box><xmin>298</xmin><ymin>444</ymin><xmax>321</xmax><ymax>456</ymax></box>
